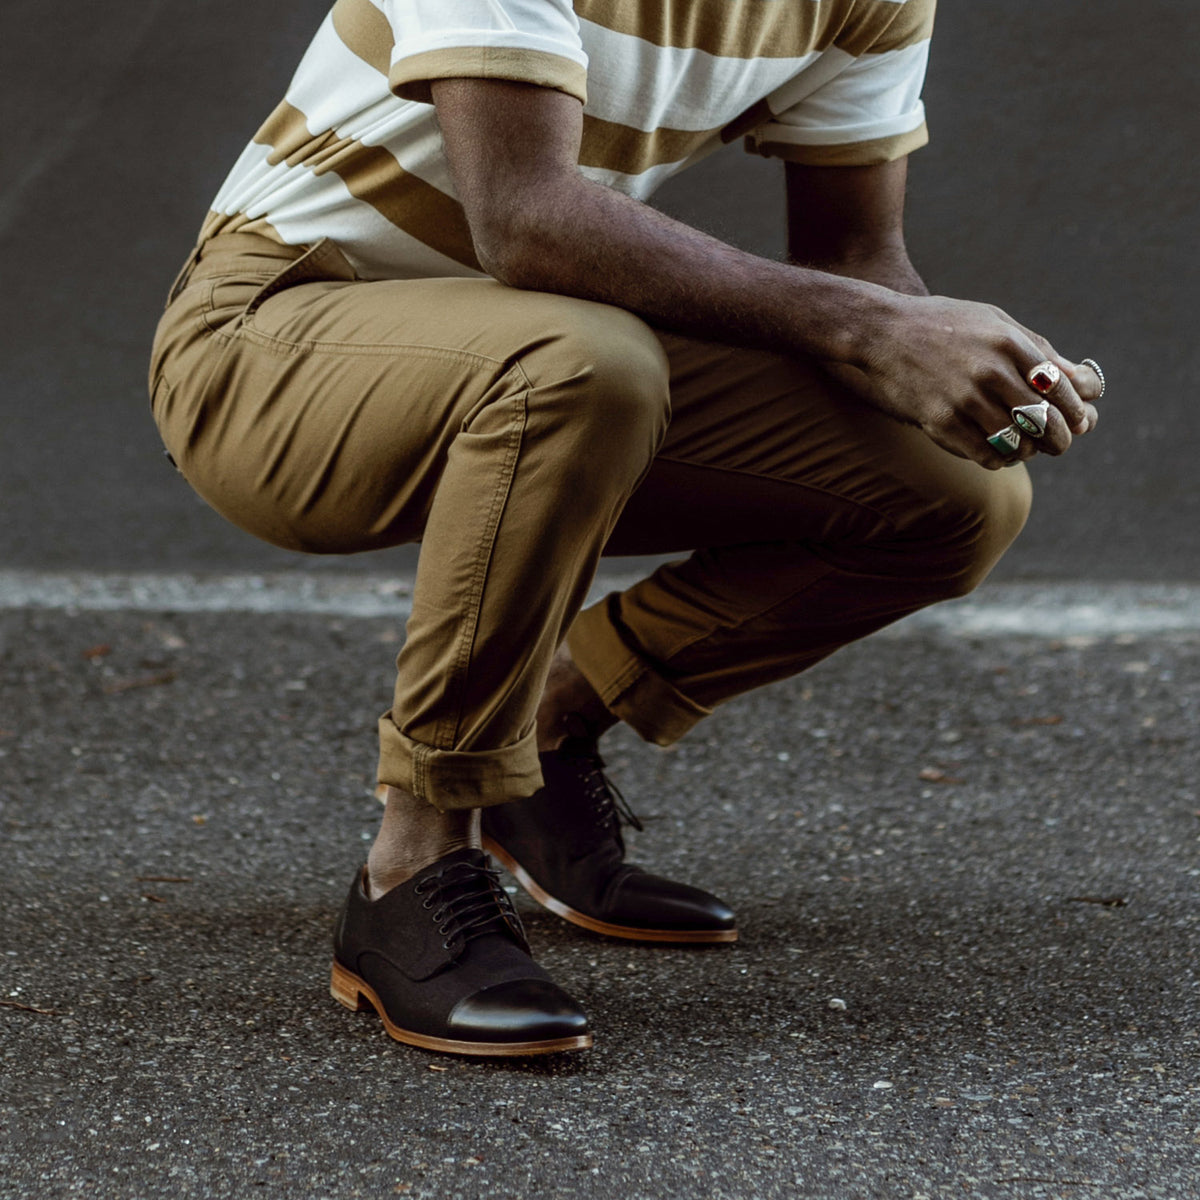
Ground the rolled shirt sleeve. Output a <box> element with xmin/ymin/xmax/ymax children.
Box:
<box><xmin>745</xmin><ymin>0</ymin><xmax>936</xmax><ymax>166</ymax></box>
<box><xmin>385</xmin><ymin>0</ymin><xmax>589</xmax><ymax>105</ymax></box>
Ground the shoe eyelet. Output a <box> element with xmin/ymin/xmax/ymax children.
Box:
<box><xmin>437</xmin><ymin>923</ymin><xmax>450</xmax><ymax>935</ymax></box>
<box><xmin>421</xmin><ymin>898</ymin><xmax>434</xmax><ymax>909</ymax></box>
<box><xmin>442</xmin><ymin>939</ymin><xmax>453</xmax><ymax>950</ymax></box>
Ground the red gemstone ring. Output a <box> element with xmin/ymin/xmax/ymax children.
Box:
<box><xmin>1027</xmin><ymin>361</ymin><xmax>1061</xmax><ymax>395</ymax></box>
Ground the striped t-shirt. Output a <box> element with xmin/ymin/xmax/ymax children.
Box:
<box><xmin>202</xmin><ymin>0</ymin><xmax>936</xmax><ymax>281</ymax></box>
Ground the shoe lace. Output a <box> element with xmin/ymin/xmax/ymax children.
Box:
<box><xmin>565</xmin><ymin>738</ymin><xmax>644</xmax><ymax>837</ymax></box>
<box><xmin>413</xmin><ymin>860</ymin><xmax>528</xmax><ymax>954</ymax></box>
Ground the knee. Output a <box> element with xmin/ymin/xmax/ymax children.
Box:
<box><xmin>516</xmin><ymin>301</ymin><xmax>671</xmax><ymax>466</ymax></box>
<box><xmin>920</xmin><ymin>462</ymin><xmax>1033</xmax><ymax>598</ymax></box>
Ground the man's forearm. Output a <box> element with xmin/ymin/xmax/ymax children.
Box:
<box><xmin>789</xmin><ymin>246</ymin><xmax>930</xmax><ymax>298</ymax></box>
<box><xmin>437</xmin><ymin>77</ymin><xmax>1100</xmax><ymax>469</ymax></box>
<box><xmin>475</xmin><ymin>170</ymin><xmax>905</xmax><ymax>370</ymax></box>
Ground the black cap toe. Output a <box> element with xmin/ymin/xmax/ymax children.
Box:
<box><xmin>448</xmin><ymin>979</ymin><xmax>590</xmax><ymax>1043</ymax></box>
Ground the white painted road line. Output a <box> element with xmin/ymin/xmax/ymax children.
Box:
<box><xmin>1</xmin><ymin>570</ymin><xmax>1199</xmax><ymax>636</ymax></box>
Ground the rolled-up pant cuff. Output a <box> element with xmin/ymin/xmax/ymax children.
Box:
<box><xmin>566</xmin><ymin>596</ymin><xmax>712</xmax><ymax>746</ymax></box>
<box><xmin>377</xmin><ymin>714</ymin><xmax>543</xmax><ymax>812</ymax></box>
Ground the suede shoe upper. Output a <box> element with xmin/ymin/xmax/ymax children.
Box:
<box><xmin>333</xmin><ymin>847</ymin><xmax>588</xmax><ymax>1044</ymax></box>
<box><xmin>481</xmin><ymin>736</ymin><xmax>736</xmax><ymax>938</ymax></box>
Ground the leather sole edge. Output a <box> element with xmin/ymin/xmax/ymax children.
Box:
<box><xmin>330</xmin><ymin>960</ymin><xmax>593</xmax><ymax>1057</ymax></box>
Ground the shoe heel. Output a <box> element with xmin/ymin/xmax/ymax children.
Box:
<box><xmin>330</xmin><ymin>960</ymin><xmax>370</xmax><ymax>1012</ymax></box>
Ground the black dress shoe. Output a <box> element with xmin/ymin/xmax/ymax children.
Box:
<box><xmin>331</xmin><ymin>848</ymin><xmax>591</xmax><ymax>1056</ymax></box>
<box><xmin>481</xmin><ymin>736</ymin><xmax>738</xmax><ymax>944</ymax></box>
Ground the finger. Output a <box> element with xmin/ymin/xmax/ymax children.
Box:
<box><xmin>952</xmin><ymin>414</ymin><xmax>1038</xmax><ymax>471</ymax></box>
<box><xmin>969</xmin><ymin>360</ymin><xmax>1072</xmax><ymax>457</ymax></box>
<box><xmin>968</xmin><ymin>320</ymin><xmax>1078</xmax><ymax>445</ymax></box>
<box><xmin>1009</xmin><ymin>396</ymin><xmax>1078</xmax><ymax>457</ymax></box>
<box><xmin>980</xmin><ymin>420</ymin><xmax>1036</xmax><ymax>469</ymax></box>
<box><xmin>985</xmin><ymin>438</ymin><xmax>1035</xmax><ymax>471</ymax></box>
<box><xmin>1035</xmin><ymin>403</ymin><xmax>1075</xmax><ymax>455</ymax></box>
<box><xmin>1059</xmin><ymin>362</ymin><xmax>1100</xmax><ymax>433</ymax></box>
<box><xmin>1063</xmin><ymin>359</ymin><xmax>1103</xmax><ymax>403</ymax></box>
<box><xmin>1063</xmin><ymin>358</ymin><xmax>1104</xmax><ymax>424</ymax></box>
<box><xmin>1024</xmin><ymin>358</ymin><xmax>1094</xmax><ymax>437</ymax></box>
<box><xmin>1003</xmin><ymin>320</ymin><xmax>1102</xmax><ymax>433</ymax></box>
<box><xmin>1003</xmin><ymin>436</ymin><xmax>1038</xmax><ymax>468</ymax></box>
<box><xmin>923</xmin><ymin>407</ymin><xmax>1014</xmax><ymax>470</ymax></box>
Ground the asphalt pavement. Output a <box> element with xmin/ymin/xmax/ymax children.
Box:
<box><xmin>2</xmin><ymin>593</ymin><xmax>1198</xmax><ymax>1198</ymax></box>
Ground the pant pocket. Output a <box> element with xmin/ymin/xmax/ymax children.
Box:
<box><xmin>242</xmin><ymin>237</ymin><xmax>357</xmax><ymax>320</ymax></box>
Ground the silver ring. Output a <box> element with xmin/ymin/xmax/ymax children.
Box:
<box><xmin>986</xmin><ymin>424</ymin><xmax>1022</xmax><ymax>456</ymax></box>
<box><xmin>1026</xmin><ymin>361</ymin><xmax>1061</xmax><ymax>395</ymax></box>
<box><xmin>1011</xmin><ymin>400</ymin><xmax>1050</xmax><ymax>438</ymax></box>
<box><xmin>1080</xmin><ymin>358</ymin><xmax>1105</xmax><ymax>399</ymax></box>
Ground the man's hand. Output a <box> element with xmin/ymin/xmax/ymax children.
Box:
<box><xmin>785</xmin><ymin>160</ymin><xmax>1101</xmax><ymax>467</ymax></box>
<box><xmin>433</xmin><ymin>77</ymin><xmax>1100</xmax><ymax>470</ymax></box>
<box><xmin>829</xmin><ymin>294</ymin><xmax>1102</xmax><ymax>469</ymax></box>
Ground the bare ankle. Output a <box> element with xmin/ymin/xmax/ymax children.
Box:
<box><xmin>366</xmin><ymin>786</ymin><xmax>480</xmax><ymax>900</ymax></box>
<box><xmin>536</xmin><ymin>645</ymin><xmax>616</xmax><ymax>752</ymax></box>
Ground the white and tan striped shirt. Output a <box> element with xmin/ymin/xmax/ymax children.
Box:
<box><xmin>203</xmin><ymin>0</ymin><xmax>936</xmax><ymax>280</ymax></box>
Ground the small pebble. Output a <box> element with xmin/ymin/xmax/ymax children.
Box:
<box><xmin>873</xmin><ymin>1081</ymin><xmax>894</xmax><ymax>1090</ymax></box>
<box><xmin>828</xmin><ymin>998</ymin><xmax>847</xmax><ymax>1011</ymax></box>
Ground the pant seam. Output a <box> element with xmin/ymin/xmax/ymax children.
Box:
<box><xmin>652</xmin><ymin>452</ymin><xmax>899</xmax><ymax>532</ymax></box>
<box><xmin>412</xmin><ymin>743</ymin><xmax>426</xmax><ymax>803</ymax></box>
<box><xmin>433</xmin><ymin>383</ymin><xmax>528</xmax><ymax>749</ymax></box>
<box><xmin>234</xmin><ymin>323</ymin><xmax>510</xmax><ymax>368</ymax></box>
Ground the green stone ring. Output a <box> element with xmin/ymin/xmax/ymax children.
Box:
<box><xmin>987</xmin><ymin>424</ymin><xmax>1022</xmax><ymax>456</ymax></box>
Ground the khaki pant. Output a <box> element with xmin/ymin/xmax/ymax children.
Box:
<box><xmin>150</xmin><ymin>233</ymin><xmax>1031</xmax><ymax>811</ymax></box>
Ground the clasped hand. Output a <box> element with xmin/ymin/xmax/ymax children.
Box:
<box><xmin>836</xmin><ymin>295</ymin><xmax>1103</xmax><ymax>469</ymax></box>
